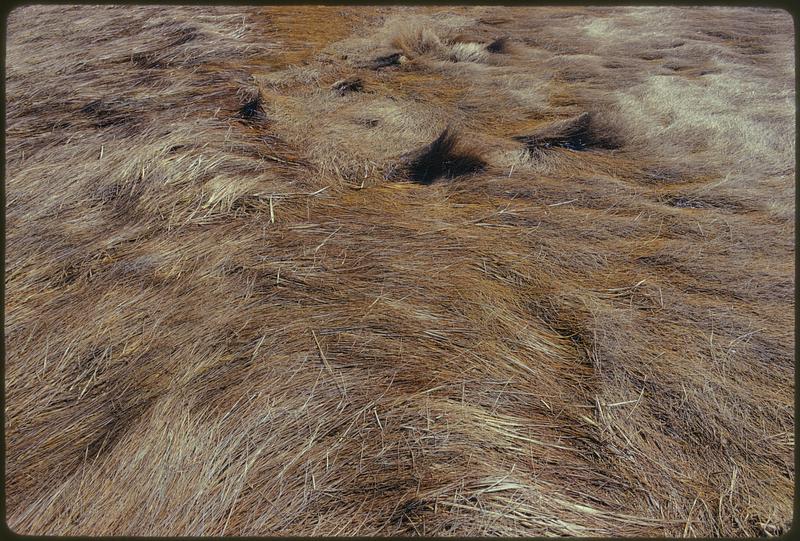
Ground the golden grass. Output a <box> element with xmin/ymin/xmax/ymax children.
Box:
<box><xmin>4</xmin><ymin>4</ymin><xmax>794</xmax><ymax>537</ymax></box>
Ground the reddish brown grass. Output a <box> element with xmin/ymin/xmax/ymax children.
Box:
<box><xmin>4</xmin><ymin>5</ymin><xmax>794</xmax><ymax>537</ymax></box>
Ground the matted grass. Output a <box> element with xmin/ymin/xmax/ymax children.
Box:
<box><xmin>4</xmin><ymin>5</ymin><xmax>794</xmax><ymax>537</ymax></box>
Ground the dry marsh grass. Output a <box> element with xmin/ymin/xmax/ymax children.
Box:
<box><xmin>4</xmin><ymin>5</ymin><xmax>794</xmax><ymax>537</ymax></box>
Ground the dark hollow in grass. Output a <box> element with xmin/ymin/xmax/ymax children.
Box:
<box><xmin>371</xmin><ymin>52</ymin><xmax>404</xmax><ymax>69</ymax></box>
<box><xmin>238</xmin><ymin>95</ymin><xmax>265</xmax><ymax>122</ymax></box>
<box><xmin>331</xmin><ymin>77</ymin><xmax>363</xmax><ymax>95</ymax></box>
<box><xmin>400</xmin><ymin>128</ymin><xmax>486</xmax><ymax>185</ymax></box>
<box><xmin>486</xmin><ymin>36</ymin><xmax>511</xmax><ymax>53</ymax></box>
<box><xmin>514</xmin><ymin>112</ymin><xmax>620</xmax><ymax>152</ymax></box>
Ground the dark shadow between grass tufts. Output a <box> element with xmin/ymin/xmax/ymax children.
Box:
<box><xmin>331</xmin><ymin>77</ymin><xmax>364</xmax><ymax>95</ymax></box>
<box><xmin>370</xmin><ymin>52</ymin><xmax>405</xmax><ymax>69</ymax></box>
<box><xmin>514</xmin><ymin>112</ymin><xmax>621</xmax><ymax>152</ymax></box>
<box><xmin>238</xmin><ymin>94</ymin><xmax>265</xmax><ymax>123</ymax></box>
<box><xmin>398</xmin><ymin>128</ymin><xmax>486</xmax><ymax>185</ymax></box>
<box><xmin>486</xmin><ymin>36</ymin><xmax>511</xmax><ymax>53</ymax></box>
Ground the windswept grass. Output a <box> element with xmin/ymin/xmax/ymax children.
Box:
<box><xmin>4</xmin><ymin>5</ymin><xmax>794</xmax><ymax>537</ymax></box>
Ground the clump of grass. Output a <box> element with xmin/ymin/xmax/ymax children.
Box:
<box><xmin>390</xmin><ymin>25</ymin><xmax>446</xmax><ymax>58</ymax></box>
<box><xmin>449</xmin><ymin>42</ymin><xmax>489</xmax><ymax>63</ymax></box>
